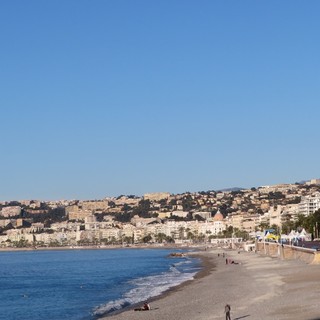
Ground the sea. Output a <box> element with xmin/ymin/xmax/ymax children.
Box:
<box><xmin>0</xmin><ymin>248</ymin><xmax>201</xmax><ymax>320</ymax></box>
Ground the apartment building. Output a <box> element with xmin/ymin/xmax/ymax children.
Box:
<box><xmin>306</xmin><ymin>179</ymin><xmax>320</xmax><ymax>185</ymax></box>
<box><xmin>0</xmin><ymin>206</ymin><xmax>21</xmax><ymax>217</ymax></box>
<box><xmin>299</xmin><ymin>192</ymin><xmax>320</xmax><ymax>216</ymax></box>
<box><xmin>144</xmin><ymin>192</ymin><xmax>170</xmax><ymax>201</ymax></box>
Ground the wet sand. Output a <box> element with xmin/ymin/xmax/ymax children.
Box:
<box><xmin>101</xmin><ymin>248</ymin><xmax>320</xmax><ymax>320</ymax></box>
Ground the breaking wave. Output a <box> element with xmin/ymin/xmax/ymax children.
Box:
<box><xmin>93</xmin><ymin>259</ymin><xmax>199</xmax><ymax>317</ymax></box>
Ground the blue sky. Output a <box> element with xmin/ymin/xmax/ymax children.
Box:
<box><xmin>1</xmin><ymin>1</ymin><xmax>319</xmax><ymax>200</ymax></box>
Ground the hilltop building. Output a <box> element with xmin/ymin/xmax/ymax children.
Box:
<box><xmin>144</xmin><ymin>192</ymin><xmax>170</xmax><ymax>201</ymax></box>
<box><xmin>306</xmin><ymin>179</ymin><xmax>320</xmax><ymax>185</ymax></box>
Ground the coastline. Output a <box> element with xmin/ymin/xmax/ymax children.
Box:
<box><xmin>4</xmin><ymin>244</ymin><xmax>320</xmax><ymax>319</ymax></box>
<box><xmin>100</xmin><ymin>248</ymin><xmax>320</xmax><ymax>320</ymax></box>
<box><xmin>95</xmin><ymin>248</ymin><xmax>214</xmax><ymax>319</ymax></box>
<box><xmin>0</xmin><ymin>243</ymin><xmax>198</xmax><ymax>252</ymax></box>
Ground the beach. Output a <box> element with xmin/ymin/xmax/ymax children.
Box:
<box><xmin>101</xmin><ymin>248</ymin><xmax>320</xmax><ymax>320</ymax></box>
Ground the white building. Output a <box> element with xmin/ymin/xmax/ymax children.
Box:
<box><xmin>299</xmin><ymin>192</ymin><xmax>320</xmax><ymax>216</ymax></box>
<box><xmin>306</xmin><ymin>179</ymin><xmax>320</xmax><ymax>185</ymax></box>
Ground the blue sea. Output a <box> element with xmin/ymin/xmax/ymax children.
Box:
<box><xmin>0</xmin><ymin>248</ymin><xmax>201</xmax><ymax>320</ymax></box>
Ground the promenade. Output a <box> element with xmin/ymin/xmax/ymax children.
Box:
<box><xmin>102</xmin><ymin>248</ymin><xmax>320</xmax><ymax>320</ymax></box>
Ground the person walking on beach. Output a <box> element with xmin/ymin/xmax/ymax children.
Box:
<box><xmin>225</xmin><ymin>304</ymin><xmax>231</xmax><ymax>320</ymax></box>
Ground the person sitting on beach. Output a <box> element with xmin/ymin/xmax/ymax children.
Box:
<box><xmin>134</xmin><ymin>302</ymin><xmax>150</xmax><ymax>311</ymax></box>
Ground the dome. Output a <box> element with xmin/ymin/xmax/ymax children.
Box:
<box><xmin>213</xmin><ymin>211</ymin><xmax>224</xmax><ymax>221</ymax></box>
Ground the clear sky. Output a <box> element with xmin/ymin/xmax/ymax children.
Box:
<box><xmin>1</xmin><ymin>1</ymin><xmax>319</xmax><ymax>201</ymax></box>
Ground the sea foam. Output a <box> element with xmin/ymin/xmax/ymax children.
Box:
<box><xmin>93</xmin><ymin>260</ymin><xmax>198</xmax><ymax>316</ymax></box>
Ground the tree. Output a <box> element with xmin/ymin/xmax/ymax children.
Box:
<box><xmin>187</xmin><ymin>231</ymin><xmax>194</xmax><ymax>240</ymax></box>
<box><xmin>159</xmin><ymin>199</ymin><xmax>167</xmax><ymax>206</ymax></box>
<box><xmin>289</xmin><ymin>210</ymin><xmax>320</xmax><ymax>238</ymax></box>
<box><xmin>155</xmin><ymin>233</ymin><xmax>167</xmax><ymax>243</ymax></box>
<box><xmin>178</xmin><ymin>227</ymin><xmax>185</xmax><ymax>240</ymax></box>
<box><xmin>95</xmin><ymin>213</ymin><xmax>110</xmax><ymax>222</ymax></box>
<box><xmin>142</xmin><ymin>234</ymin><xmax>152</xmax><ymax>243</ymax></box>
<box><xmin>268</xmin><ymin>192</ymin><xmax>285</xmax><ymax>200</ymax></box>
<box><xmin>294</xmin><ymin>214</ymin><xmax>310</xmax><ymax>232</ymax></box>
<box><xmin>256</xmin><ymin>222</ymin><xmax>270</xmax><ymax>232</ymax></box>
<box><xmin>303</xmin><ymin>209</ymin><xmax>320</xmax><ymax>237</ymax></box>
<box><xmin>23</xmin><ymin>207</ymin><xmax>67</xmax><ymax>226</ymax></box>
<box><xmin>194</xmin><ymin>214</ymin><xmax>205</xmax><ymax>221</ymax></box>
<box><xmin>14</xmin><ymin>239</ymin><xmax>29</xmax><ymax>248</ymax></box>
<box><xmin>198</xmin><ymin>233</ymin><xmax>206</xmax><ymax>243</ymax></box>
<box><xmin>123</xmin><ymin>236</ymin><xmax>134</xmax><ymax>244</ymax></box>
<box><xmin>233</xmin><ymin>228</ymin><xmax>249</xmax><ymax>240</ymax></box>
<box><xmin>132</xmin><ymin>200</ymin><xmax>152</xmax><ymax>218</ymax></box>
<box><xmin>114</xmin><ymin>212</ymin><xmax>134</xmax><ymax>223</ymax></box>
<box><xmin>165</xmin><ymin>236</ymin><xmax>175</xmax><ymax>243</ymax></box>
<box><xmin>218</xmin><ymin>204</ymin><xmax>228</xmax><ymax>217</ymax></box>
<box><xmin>223</xmin><ymin>226</ymin><xmax>234</xmax><ymax>238</ymax></box>
<box><xmin>270</xmin><ymin>224</ymin><xmax>280</xmax><ymax>235</ymax></box>
<box><xmin>281</xmin><ymin>220</ymin><xmax>295</xmax><ymax>234</ymax></box>
<box><xmin>100</xmin><ymin>238</ymin><xmax>109</xmax><ymax>245</ymax></box>
<box><xmin>287</xmin><ymin>196</ymin><xmax>301</xmax><ymax>204</ymax></box>
<box><xmin>108</xmin><ymin>201</ymin><xmax>116</xmax><ymax>208</ymax></box>
<box><xmin>181</xmin><ymin>195</ymin><xmax>194</xmax><ymax>211</ymax></box>
<box><xmin>170</xmin><ymin>214</ymin><xmax>185</xmax><ymax>221</ymax></box>
<box><xmin>123</xmin><ymin>204</ymin><xmax>132</xmax><ymax>212</ymax></box>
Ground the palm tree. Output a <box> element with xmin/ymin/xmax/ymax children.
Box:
<box><xmin>155</xmin><ymin>233</ymin><xmax>167</xmax><ymax>243</ymax></box>
<box><xmin>178</xmin><ymin>226</ymin><xmax>185</xmax><ymax>240</ymax></box>
<box><xmin>187</xmin><ymin>231</ymin><xmax>194</xmax><ymax>240</ymax></box>
<box><xmin>198</xmin><ymin>233</ymin><xmax>206</xmax><ymax>243</ymax></box>
<box><xmin>123</xmin><ymin>236</ymin><xmax>134</xmax><ymax>244</ymax></box>
<box><xmin>142</xmin><ymin>234</ymin><xmax>152</xmax><ymax>243</ymax></box>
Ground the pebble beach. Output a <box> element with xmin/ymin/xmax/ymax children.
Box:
<box><xmin>102</xmin><ymin>249</ymin><xmax>320</xmax><ymax>320</ymax></box>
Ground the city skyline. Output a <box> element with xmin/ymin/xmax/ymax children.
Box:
<box><xmin>1</xmin><ymin>1</ymin><xmax>319</xmax><ymax>201</ymax></box>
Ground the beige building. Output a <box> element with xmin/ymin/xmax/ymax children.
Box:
<box><xmin>1</xmin><ymin>206</ymin><xmax>21</xmax><ymax>217</ymax></box>
<box><xmin>66</xmin><ymin>205</ymin><xmax>92</xmax><ymax>221</ymax></box>
<box><xmin>193</xmin><ymin>211</ymin><xmax>212</xmax><ymax>220</ymax></box>
<box><xmin>228</xmin><ymin>213</ymin><xmax>261</xmax><ymax>233</ymax></box>
<box><xmin>80</xmin><ymin>200</ymin><xmax>109</xmax><ymax>212</ymax></box>
<box><xmin>306</xmin><ymin>179</ymin><xmax>320</xmax><ymax>185</ymax></box>
<box><xmin>0</xmin><ymin>219</ymin><xmax>13</xmax><ymax>228</ymax></box>
<box><xmin>144</xmin><ymin>192</ymin><xmax>170</xmax><ymax>201</ymax></box>
<box><xmin>228</xmin><ymin>214</ymin><xmax>243</xmax><ymax>230</ymax></box>
<box><xmin>258</xmin><ymin>184</ymin><xmax>298</xmax><ymax>194</ymax></box>
<box><xmin>242</xmin><ymin>216</ymin><xmax>258</xmax><ymax>233</ymax></box>
<box><xmin>268</xmin><ymin>206</ymin><xmax>283</xmax><ymax>227</ymax></box>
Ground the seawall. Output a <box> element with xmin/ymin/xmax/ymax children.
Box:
<box><xmin>255</xmin><ymin>241</ymin><xmax>320</xmax><ymax>264</ymax></box>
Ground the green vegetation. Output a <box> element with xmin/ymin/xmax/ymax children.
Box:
<box><xmin>23</xmin><ymin>206</ymin><xmax>67</xmax><ymax>227</ymax></box>
<box><xmin>293</xmin><ymin>209</ymin><xmax>320</xmax><ymax>238</ymax></box>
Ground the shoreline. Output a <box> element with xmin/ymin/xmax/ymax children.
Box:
<box><xmin>95</xmin><ymin>248</ymin><xmax>212</xmax><ymax>318</ymax></box>
<box><xmin>99</xmin><ymin>249</ymin><xmax>217</xmax><ymax>319</ymax></box>
<box><xmin>4</xmin><ymin>244</ymin><xmax>320</xmax><ymax>319</ymax></box>
<box><xmin>0</xmin><ymin>243</ymin><xmax>204</xmax><ymax>252</ymax></box>
<box><xmin>101</xmin><ymin>248</ymin><xmax>320</xmax><ymax>320</ymax></box>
